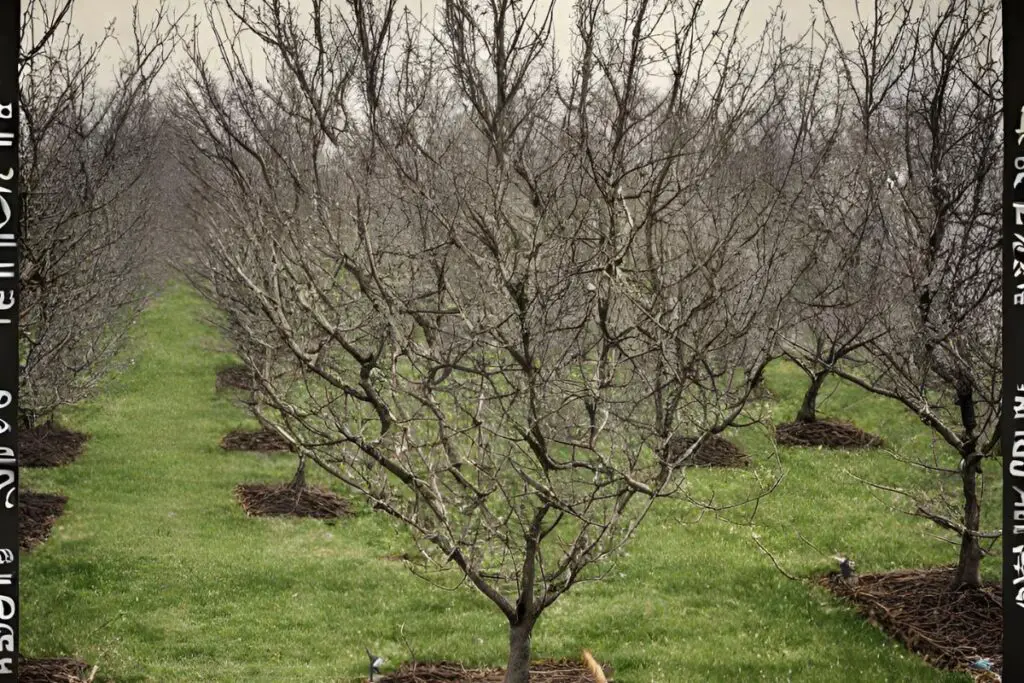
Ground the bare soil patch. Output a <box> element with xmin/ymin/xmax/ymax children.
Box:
<box><xmin>234</xmin><ymin>483</ymin><xmax>350</xmax><ymax>519</ymax></box>
<box><xmin>775</xmin><ymin>419</ymin><xmax>883</xmax><ymax>449</ymax></box>
<box><xmin>220</xmin><ymin>428</ymin><xmax>291</xmax><ymax>452</ymax></box>
<box><xmin>18</xmin><ymin>655</ymin><xmax>93</xmax><ymax>682</ymax></box>
<box><xmin>21</xmin><ymin>425</ymin><xmax>89</xmax><ymax>468</ymax></box>
<box><xmin>378</xmin><ymin>659</ymin><xmax>613</xmax><ymax>682</ymax></box>
<box><xmin>215</xmin><ymin>366</ymin><xmax>255</xmax><ymax>392</ymax></box>
<box><xmin>20</xmin><ymin>491</ymin><xmax>67</xmax><ymax>551</ymax></box>
<box><xmin>819</xmin><ymin>567</ymin><xmax>1001</xmax><ymax>679</ymax></box>
<box><xmin>667</xmin><ymin>434</ymin><xmax>750</xmax><ymax>468</ymax></box>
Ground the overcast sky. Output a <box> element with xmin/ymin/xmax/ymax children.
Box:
<box><xmin>51</xmin><ymin>0</ymin><xmax>892</xmax><ymax>96</ymax></box>
<box><xmin>70</xmin><ymin>0</ymin><xmax>859</xmax><ymax>34</ymax></box>
<box><xmin>63</xmin><ymin>0</ymin><xmax>868</xmax><ymax>85</ymax></box>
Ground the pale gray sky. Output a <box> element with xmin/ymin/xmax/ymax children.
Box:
<box><xmin>69</xmin><ymin>2</ymin><xmax>862</xmax><ymax>45</ymax></box>
<box><xmin>64</xmin><ymin>0</ymin><xmax>868</xmax><ymax>85</ymax></box>
<box><xmin>71</xmin><ymin>0</ymin><xmax>853</xmax><ymax>36</ymax></box>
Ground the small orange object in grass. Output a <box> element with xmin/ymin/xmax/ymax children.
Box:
<box><xmin>581</xmin><ymin>650</ymin><xmax>607</xmax><ymax>683</ymax></box>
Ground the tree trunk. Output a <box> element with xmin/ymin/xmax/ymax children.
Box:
<box><xmin>749</xmin><ymin>367</ymin><xmax>764</xmax><ymax>397</ymax></box>
<box><xmin>504</xmin><ymin>617</ymin><xmax>535</xmax><ymax>683</ymax></box>
<box><xmin>950</xmin><ymin>455</ymin><xmax>983</xmax><ymax>590</ymax></box>
<box><xmin>796</xmin><ymin>370</ymin><xmax>828</xmax><ymax>423</ymax></box>
<box><xmin>289</xmin><ymin>454</ymin><xmax>307</xmax><ymax>491</ymax></box>
<box><xmin>18</xmin><ymin>411</ymin><xmax>35</xmax><ymax>431</ymax></box>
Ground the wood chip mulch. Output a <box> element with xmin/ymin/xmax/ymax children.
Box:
<box><xmin>378</xmin><ymin>659</ymin><xmax>612</xmax><ymax>682</ymax></box>
<box><xmin>215</xmin><ymin>366</ymin><xmax>255</xmax><ymax>392</ymax></box>
<box><xmin>666</xmin><ymin>434</ymin><xmax>750</xmax><ymax>468</ymax></box>
<box><xmin>775</xmin><ymin>419</ymin><xmax>883</xmax><ymax>449</ymax></box>
<box><xmin>819</xmin><ymin>567</ymin><xmax>1001</xmax><ymax>679</ymax></box>
<box><xmin>18</xmin><ymin>655</ymin><xmax>93</xmax><ymax>682</ymax></box>
<box><xmin>220</xmin><ymin>428</ymin><xmax>291</xmax><ymax>452</ymax></box>
<box><xmin>20</xmin><ymin>425</ymin><xmax>89</xmax><ymax>468</ymax></box>
<box><xmin>20</xmin><ymin>491</ymin><xmax>67</xmax><ymax>551</ymax></box>
<box><xmin>234</xmin><ymin>483</ymin><xmax>351</xmax><ymax>519</ymax></box>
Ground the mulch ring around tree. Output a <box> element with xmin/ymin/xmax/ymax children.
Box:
<box><xmin>378</xmin><ymin>659</ymin><xmax>613</xmax><ymax>682</ymax></box>
<box><xmin>220</xmin><ymin>428</ymin><xmax>291</xmax><ymax>452</ymax></box>
<box><xmin>215</xmin><ymin>365</ymin><xmax>255</xmax><ymax>392</ymax></box>
<box><xmin>20</xmin><ymin>491</ymin><xmax>68</xmax><ymax>551</ymax></box>
<box><xmin>819</xmin><ymin>567</ymin><xmax>1001</xmax><ymax>680</ymax></box>
<box><xmin>234</xmin><ymin>483</ymin><xmax>351</xmax><ymax>519</ymax></box>
<box><xmin>20</xmin><ymin>425</ymin><xmax>89</xmax><ymax>468</ymax></box>
<box><xmin>383</xmin><ymin>550</ymin><xmax>417</xmax><ymax>562</ymax></box>
<box><xmin>19</xmin><ymin>655</ymin><xmax>95</xmax><ymax>682</ymax></box>
<box><xmin>666</xmin><ymin>434</ymin><xmax>750</xmax><ymax>468</ymax></box>
<box><xmin>774</xmin><ymin>419</ymin><xmax>883</xmax><ymax>449</ymax></box>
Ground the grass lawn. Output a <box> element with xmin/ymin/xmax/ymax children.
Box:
<box><xmin>19</xmin><ymin>283</ymin><xmax>993</xmax><ymax>682</ymax></box>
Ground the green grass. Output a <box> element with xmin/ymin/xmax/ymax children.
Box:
<box><xmin>19</xmin><ymin>283</ymin><xmax>993</xmax><ymax>682</ymax></box>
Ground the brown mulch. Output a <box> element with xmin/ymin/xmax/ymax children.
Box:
<box><xmin>20</xmin><ymin>491</ymin><xmax>67</xmax><ymax>551</ymax></box>
<box><xmin>18</xmin><ymin>655</ymin><xmax>93</xmax><ymax>683</ymax></box>
<box><xmin>220</xmin><ymin>428</ymin><xmax>291</xmax><ymax>452</ymax></box>
<box><xmin>20</xmin><ymin>425</ymin><xmax>89</xmax><ymax>468</ymax></box>
<box><xmin>234</xmin><ymin>483</ymin><xmax>351</xmax><ymax>519</ymax></box>
<box><xmin>216</xmin><ymin>366</ymin><xmax>255</xmax><ymax>392</ymax></box>
<box><xmin>774</xmin><ymin>419</ymin><xmax>883</xmax><ymax>449</ymax></box>
<box><xmin>819</xmin><ymin>567</ymin><xmax>1001</xmax><ymax>679</ymax></box>
<box><xmin>666</xmin><ymin>434</ymin><xmax>750</xmax><ymax>468</ymax></box>
<box><xmin>383</xmin><ymin>551</ymin><xmax>420</xmax><ymax>562</ymax></box>
<box><xmin>378</xmin><ymin>659</ymin><xmax>612</xmax><ymax>682</ymax></box>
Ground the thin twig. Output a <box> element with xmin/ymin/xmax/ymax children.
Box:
<box><xmin>795</xmin><ymin>530</ymin><xmax>827</xmax><ymax>556</ymax></box>
<box><xmin>751</xmin><ymin>534</ymin><xmax>801</xmax><ymax>582</ymax></box>
<box><xmin>399</xmin><ymin>623</ymin><xmax>417</xmax><ymax>664</ymax></box>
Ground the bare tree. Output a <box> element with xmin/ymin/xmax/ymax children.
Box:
<box><xmin>816</xmin><ymin>0</ymin><xmax>1002</xmax><ymax>589</ymax></box>
<box><xmin>779</xmin><ymin>13</ymin><xmax>911</xmax><ymax>430</ymax></box>
<box><xmin>179</xmin><ymin>1</ymin><xmax>826</xmax><ymax>680</ymax></box>
<box><xmin>782</xmin><ymin>190</ymin><xmax>892</xmax><ymax>428</ymax></box>
<box><xmin>17</xmin><ymin>0</ymin><xmax>185</xmax><ymax>428</ymax></box>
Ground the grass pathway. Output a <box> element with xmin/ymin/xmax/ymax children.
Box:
<box><xmin>20</xmin><ymin>284</ymin><xmax>979</xmax><ymax>681</ymax></box>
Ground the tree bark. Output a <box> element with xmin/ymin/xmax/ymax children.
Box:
<box><xmin>18</xmin><ymin>411</ymin><xmax>37</xmax><ymax>431</ymax></box>
<box><xmin>289</xmin><ymin>453</ymin><xmax>307</xmax><ymax>491</ymax></box>
<box><xmin>796</xmin><ymin>370</ymin><xmax>829</xmax><ymax>423</ymax></box>
<box><xmin>950</xmin><ymin>455</ymin><xmax>983</xmax><ymax>590</ymax></box>
<box><xmin>504</xmin><ymin>616</ymin><xmax>536</xmax><ymax>683</ymax></box>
